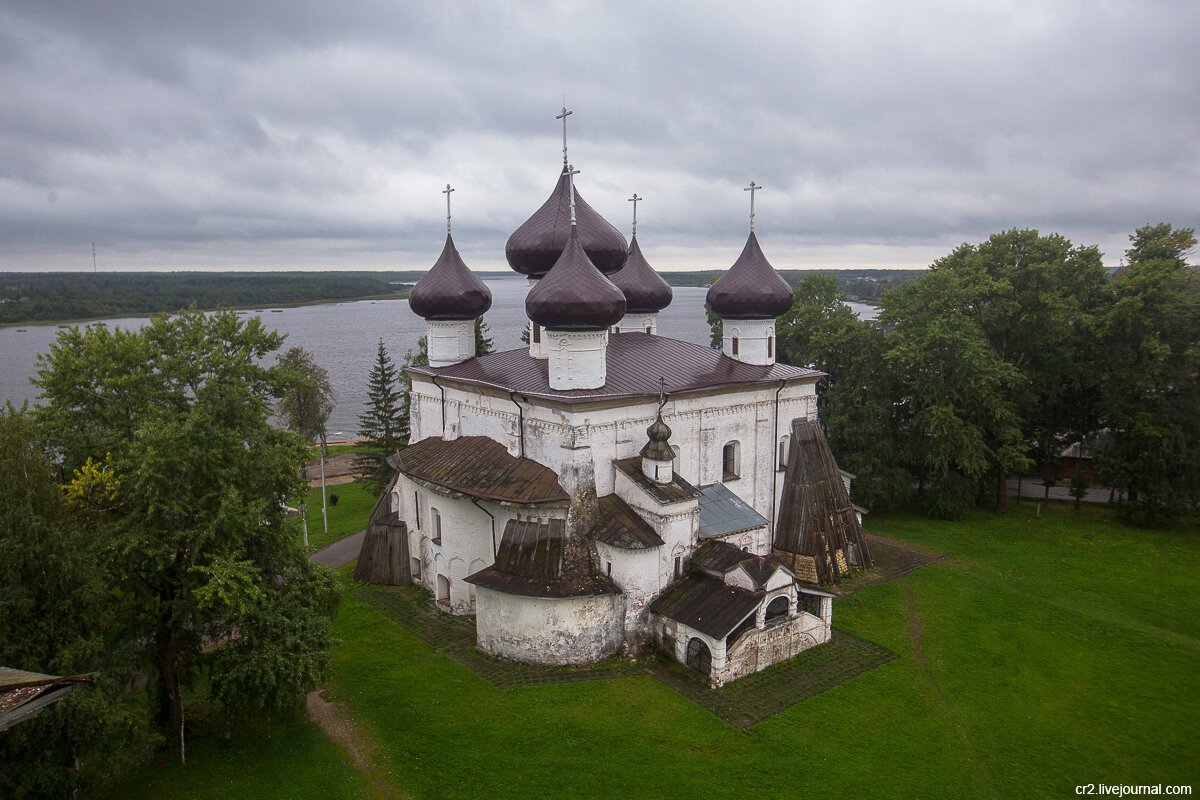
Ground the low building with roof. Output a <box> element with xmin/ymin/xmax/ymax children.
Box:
<box><xmin>357</xmin><ymin>112</ymin><xmax>870</xmax><ymax>681</ymax></box>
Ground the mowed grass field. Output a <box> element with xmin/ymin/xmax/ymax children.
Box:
<box><xmin>117</xmin><ymin>503</ymin><xmax>1200</xmax><ymax>799</ymax></box>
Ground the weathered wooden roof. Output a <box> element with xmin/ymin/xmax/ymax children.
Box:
<box><xmin>410</xmin><ymin>333</ymin><xmax>821</xmax><ymax>404</ymax></box>
<box><xmin>650</xmin><ymin>575</ymin><xmax>761</xmax><ymax>640</ymax></box>
<box><xmin>690</xmin><ymin>540</ymin><xmax>787</xmax><ymax>590</ymax></box>
<box><xmin>395</xmin><ymin>435</ymin><xmax>568</xmax><ymax>505</ymax></box>
<box><xmin>589</xmin><ymin>494</ymin><xmax>664</xmax><ymax>550</ymax></box>
<box><xmin>773</xmin><ymin>419</ymin><xmax>872</xmax><ymax>584</ymax></box>
<box><xmin>0</xmin><ymin>667</ymin><xmax>94</xmax><ymax>733</ymax></box>
<box><xmin>614</xmin><ymin>457</ymin><xmax>702</xmax><ymax>505</ymax></box>
<box><xmin>466</xmin><ymin>519</ymin><xmax>619</xmax><ymax>598</ymax></box>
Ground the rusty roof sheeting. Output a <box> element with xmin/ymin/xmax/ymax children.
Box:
<box><xmin>589</xmin><ymin>495</ymin><xmax>664</xmax><ymax>550</ymax></box>
<box><xmin>466</xmin><ymin>518</ymin><xmax>620</xmax><ymax>598</ymax></box>
<box><xmin>396</xmin><ymin>436</ymin><xmax>568</xmax><ymax>505</ymax></box>
<box><xmin>410</xmin><ymin>333</ymin><xmax>821</xmax><ymax>404</ymax></box>
<box><xmin>614</xmin><ymin>457</ymin><xmax>702</xmax><ymax>505</ymax></box>
<box><xmin>650</xmin><ymin>575</ymin><xmax>762</xmax><ymax>640</ymax></box>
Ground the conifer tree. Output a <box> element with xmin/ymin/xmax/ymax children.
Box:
<box><xmin>356</xmin><ymin>339</ymin><xmax>405</xmax><ymax>492</ymax></box>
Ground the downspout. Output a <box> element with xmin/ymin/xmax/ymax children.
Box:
<box><xmin>471</xmin><ymin>497</ymin><xmax>498</xmax><ymax>557</ymax></box>
<box><xmin>508</xmin><ymin>391</ymin><xmax>525</xmax><ymax>459</ymax></box>
<box><xmin>770</xmin><ymin>379</ymin><xmax>787</xmax><ymax>535</ymax></box>
<box><xmin>431</xmin><ymin>374</ymin><xmax>446</xmax><ymax>438</ymax></box>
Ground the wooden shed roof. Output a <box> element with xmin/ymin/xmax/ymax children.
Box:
<box><xmin>395</xmin><ymin>435</ymin><xmax>568</xmax><ymax>505</ymax></box>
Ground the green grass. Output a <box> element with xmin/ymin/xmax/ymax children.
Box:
<box><xmin>325</xmin><ymin>504</ymin><xmax>1199</xmax><ymax>799</ymax></box>
<box><xmin>308</xmin><ymin>442</ymin><xmax>374</xmax><ymax>459</ymax></box>
<box><xmin>102</xmin><ymin>711</ymin><xmax>372</xmax><ymax>800</ymax></box>
<box><xmin>301</xmin><ymin>480</ymin><xmax>377</xmax><ymax>550</ymax></box>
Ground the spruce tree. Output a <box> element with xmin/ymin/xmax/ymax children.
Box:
<box><xmin>356</xmin><ymin>339</ymin><xmax>405</xmax><ymax>492</ymax></box>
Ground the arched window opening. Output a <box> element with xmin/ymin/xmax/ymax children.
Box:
<box><xmin>766</xmin><ymin>596</ymin><xmax>789</xmax><ymax>622</ymax></box>
<box><xmin>532</xmin><ymin>324</ymin><xmax>541</xmax><ymax>344</ymax></box>
<box><xmin>778</xmin><ymin>435</ymin><xmax>790</xmax><ymax>471</ymax></box>
<box><xmin>436</xmin><ymin>574</ymin><xmax>450</xmax><ymax>607</ymax></box>
<box><xmin>722</xmin><ymin>441</ymin><xmax>741</xmax><ymax>481</ymax></box>
<box><xmin>686</xmin><ymin>638</ymin><xmax>712</xmax><ymax>675</ymax></box>
<box><xmin>767</xmin><ymin>335</ymin><xmax>773</xmax><ymax>358</ymax></box>
<box><xmin>431</xmin><ymin>507</ymin><xmax>442</xmax><ymax>544</ymax></box>
<box><xmin>731</xmin><ymin>336</ymin><xmax>739</xmax><ymax>356</ymax></box>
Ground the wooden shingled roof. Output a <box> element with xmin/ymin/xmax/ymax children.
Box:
<box><xmin>467</xmin><ymin>519</ymin><xmax>619</xmax><ymax>598</ymax></box>
<box><xmin>395</xmin><ymin>435</ymin><xmax>568</xmax><ymax>505</ymax></box>
<box><xmin>772</xmin><ymin>419</ymin><xmax>872</xmax><ymax>585</ymax></box>
<box><xmin>589</xmin><ymin>494</ymin><xmax>664</xmax><ymax>550</ymax></box>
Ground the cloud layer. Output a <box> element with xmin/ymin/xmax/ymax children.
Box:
<box><xmin>2</xmin><ymin>0</ymin><xmax>1197</xmax><ymax>271</ymax></box>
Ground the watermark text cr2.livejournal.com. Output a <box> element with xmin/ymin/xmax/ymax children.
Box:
<box><xmin>1076</xmin><ymin>786</ymin><xmax>1192</xmax><ymax>796</ymax></box>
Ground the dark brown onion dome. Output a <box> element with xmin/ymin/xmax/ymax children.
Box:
<box><xmin>705</xmin><ymin>232</ymin><xmax>793</xmax><ymax>319</ymax></box>
<box><xmin>505</xmin><ymin>167</ymin><xmax>628</xmax><ymax>278</ymax></box>
<box><xmin>526</xmin><ymin>227</ymin><xmax>626</xmax><ymax>331</ymax></box>
<box><xmin>612</xmin><ymin>236</ymin><xmax>672</xmax><ymax>314</ymax></box>
<box><xmin>408</xmin><ymin>233</ymin><xmax>492</xmax><ymax>321</ymax></box>
<box><xmin>639</xmin><ymin>412</ymin><xmax>674</xmax><ymax>461</ymax></box>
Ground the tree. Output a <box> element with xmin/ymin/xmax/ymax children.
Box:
<box><xmin>33</xmin><ymin>309</ymin><xmax>337</xmax><ymax>765</ymax></box>
<box><xmin>276</xmin><ymin>347</ymin><xmax>334</xmax><ymax>546</ymax></box>
<box><xmin>475</xmin><ymin>316</ymin><xmax>494</xmax><ymax>356</ymax></box>
<box><xmin>356</xmin><ymin>338</ymin><xmax>406</xmax><ymax>492</ymax></box>
<box><xmin>0</xmin><ymin>405</ymin><xmax>154</xmax><ymax>796</ymax></box>
<box><xmin>1097</xmin><ymin>224</ymin><xmax>1200</xmax><ymax>522</ymax></box>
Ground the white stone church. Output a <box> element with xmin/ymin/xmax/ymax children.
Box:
<box><xmin>357</xmin><ymin>139</ymin><xmax>869</xmax><ymax>686</ymax></box>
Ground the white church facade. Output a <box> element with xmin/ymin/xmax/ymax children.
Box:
<box><xmin>356</xmin><ymin>131</ymin><xmax>868</xmax><ymax>686</ymax></box>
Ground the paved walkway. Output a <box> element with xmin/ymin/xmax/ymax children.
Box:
<box><xmin>310</xmin><ymin>530</ymin><xmax>366</xmax><ymax>569</ymax></box>
<box><xmin>1005</xmin><ymin>478</ymin><xmax>1111</xmax><ymax>503</ymax></box>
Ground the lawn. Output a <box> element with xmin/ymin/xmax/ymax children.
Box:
<box><xmin>113</xmin><ymin>503</ymin><xmax>1200</xmax><ymax>798</ymax></box>
<box><xmin>326</xmin><ymin>503</ymin><xmax>1198</xmax><ymax>799</ymax></box>
<box><xmin>301</xmin><ymin>480</ymin><xmax>378</xmax><ymax>550</ymax></box>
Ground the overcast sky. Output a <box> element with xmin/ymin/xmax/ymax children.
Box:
<box><xmin>2</xmin><ymin>1</ymin><xmax>1196</xmax><ymax>273</ymax></box>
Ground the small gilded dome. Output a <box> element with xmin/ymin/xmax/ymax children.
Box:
<box><xmin>612</xmin><ymin>236</ymin><xmax>672</xmax><ymax>314</ymax></box>
<box><xmin>408</xmin><ymin>233</ymin><xmax>493</xmax><ymax>321</ymax></box>
<box><xmin>526</xmin><ymin>227</ymin><xmax>626</xmax><ymax>332</ymax></box>
<box><xmin>705</xmin><ymin>232</ymin><xmax>793</xmax><ymax>320</ymax></box>
<box><xmin>506</xmin><ymin>167</ymin><xmax>628</xmax><ymax>279</ymax></box>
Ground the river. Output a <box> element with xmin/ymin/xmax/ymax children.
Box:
<box><xmin>0</xmin><ymin>278</ymin><xmax>877</xmax><ymax>440</ymax></box>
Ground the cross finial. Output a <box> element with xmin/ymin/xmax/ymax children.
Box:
<box><xmin>657</xmin><ymin>377</ymin><xmax>668</xmax><ymax>410</ymax></box>
<box><xmin>442</xmin><ymin>183</ymin><xmax>455</xmax><ymax>234</ymax></box>
<box><xmin>567</xmin><ymin>164</ymin><xmax>581</xmax><ymax>226</ymax></box>
<box><xmin>628</xmin><ymin>193</ymin><xmax>642</xmax><ymax>238</ymax></box>
<box><xmin>744</xmin><ymin>181</ymin><xmax>761</xmax><ymax>232</ymax></box>
<box><xmin>556</xmin><ymin>105</ymin><xmax>573</xmax><ymax>167</ymax></box>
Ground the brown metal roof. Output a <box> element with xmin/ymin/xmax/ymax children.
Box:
<box><xmin>505</xmin><ymin>166</ymin><xmax>628</xmax><ymax>278</ymax></box>
<box><xmin>649</xmin><ymin>575</ymin><xmax>762</xmax><ymax>639</ymax></box>
<box><xmin>411</xmin><ymin>333</ymin><xmax>822</xmax><ymax>404</ymax></box>
<box><xmin>706</xmin><ymin>232</ymin><xmax>794</xmax><ymax>320</ymax></box>
<box><xmin>690</xmin><ymin>540</ymin><xmax>788</xmax><ymax>590</ymax></box>
<box><xmin>589</xmin><ymin>494</ymin><xmax>664</xmax><ymax>550</ymax></box>
<box><xmin>466</xmin><ymin>518</ymin><xmax>619</xmax><ymax>598</ymax></box>
<box><xmin>612</xmin><ymin>235</ymin><xmax>672</xmax><ymax>314</ymax></box>
<box><xmin>614</xmin><ymin>457</ymin><xmax>702</xmax><ymax>505</ymax></box>
<box><xmin>526</xmin><ymin>226</ymin><xmax>626</xmax><ymax>331</ymax></box>
<box><xmin>395</xmin><ymin>436</ymin><xmax>568</xmax><ymax>505</ymax></box>
<box><xmin>408</xmin><ymin>232</ymin><xmax>492</xmax><ymax>321</ymax></box>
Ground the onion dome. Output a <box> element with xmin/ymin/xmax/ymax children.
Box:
<box><xmin>705</xmin><ymin>232</ymin><xmax>793</xmax><ymax>319</ymax></box>
<box><xmin>639</xmin><ymin>412</ymin><xmax>674</xmax><ymax>462</ymax></box>
<box><xmin>526</xmin><ymin>227</ymin><xmax>626</xmax><ymax>331</ymax></box>
<box><xmin>506</xmin><ymin>167</ymin><xmax>628</xmax><ymax>278</ymax></box>
<box><xmin>408</xmin><ymin>233</ymin><xmax>492</xmax><ymax>321</ymax></box>
<box><xmin>612</xmin><ymin>236</ymin><xmax>672</xmax><ymax>314</ymax></box>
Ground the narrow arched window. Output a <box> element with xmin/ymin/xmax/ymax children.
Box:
<box><xmin>767</xmin><ymin>336</ymin><xmax>773</xmax><ymax>358</ymax></box>
<box><xmin>532</xmin><ymin>324</ymin><xmax>541</xmax><ymax>344</ymax></box>
<box><xmin>778</xmin><ymin>435</ymin><xmax>790</xmax><ymax>471</ymax></box>
<box><xmin>722</xmin><ymin>441</ymin><xmax>740</xmax><ymax>481</ymax></box>
<box><xmin>731</xmin><ymin>336</ymin><xmax>739</xmax><ymax>356</ymax></box>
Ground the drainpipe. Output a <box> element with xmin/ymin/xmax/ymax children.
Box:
<box><xmin>508</xmin><ymin>391</ymin><xmax>525</xmax><ymax>458</ymax></box>
<box><xmin>770</xmin><ymin>379</ymin><xmax>787</xmax><ymax>535</ymax></box>
<box><xmin>472</xmin><ymin>497</ymin><xmax>498</xmax><ymax>557</ymax></box>
<box><xmin>431</xmin><ymin>374</ymin><xmax>446</xmax><ymax>438</ymax></box>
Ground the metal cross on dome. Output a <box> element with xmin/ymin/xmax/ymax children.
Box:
<box><xmin>442</xmin><ymin>183</ymin><xmax>454</xmax><ymax>234</ymax></box>
<box><xmin>657</xmin><ymin>377</ymin><xmax>668</xmax><ymax>409</ymax></box>
<box><xmin>566</xmin><ymin>164</ymin><xmax>581</xmax><ymax>226</ymax></box>
<box><xmin>745</xmin><ymin>181</ymin><xmax>761</xmax><ymax>232</ymax></box>
<box><xmin>556</xmin><ymin>105</ymin><xmax>573</xmax><ymax>167</ymax></box>
<box><xmin>628</xmin><ymin>193</ymin><xmax>642</xmax><ymax>238</ymax></box>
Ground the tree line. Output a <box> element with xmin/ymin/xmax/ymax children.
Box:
<box><xmin>723</xmin><ymin>224</ymin><xmax>1198</xmax><ymax>524</ymax></box>
<box><xmin>0</xmin><ymin>272</ymin><xmax>406</xmax><ymax>325</ymax></box>
<box><xmin>1</xmin><ymin>310</ymin><xmax>339</xmax><ymax>795</ymax></box>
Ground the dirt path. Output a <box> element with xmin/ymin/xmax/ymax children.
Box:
<box><xmin>306</xmin><ymin>689</ymin><xmax>405</xmax><ymax>799</ymax></box>
<box><xmin>905</xmin><ymin>586</ymin><xmax>1001</xmax><ymax>799</ymax></box>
